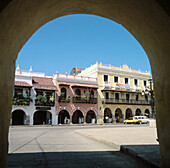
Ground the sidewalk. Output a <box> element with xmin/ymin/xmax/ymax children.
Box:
<box><xmin>75</xmin><ymin>126</ymin><xmax>160</xmax><ymax>168</ymax></box>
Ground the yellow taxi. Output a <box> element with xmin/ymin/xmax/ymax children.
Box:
<box><xmin>123</xmin><ymin>117</ymin><xmax>141</xmax><ymax>124</ymax></box>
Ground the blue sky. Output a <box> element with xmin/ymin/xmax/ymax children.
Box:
<box><xmin>17</xmin><ymin>14</ymin><xmax>151</xmax><ymax>76</ymax></box>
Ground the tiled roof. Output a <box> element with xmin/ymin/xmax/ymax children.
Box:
<box><xmin>14</xmin><ymin>81</ymin><xmax>32</xmax><ymax>87</ymax></box>
<box><xmin>34</xmin><ymin>86</ymin><xmax>57</xmax><ymax>91</ymax></box>
<box><xmin>32</xmin><ymin>77</ymin><xmax>54</xmax><ymax>86</ymax></box>
<box><xmin>71</xmin><ymin>83</ymin><xmax>98</xmax><ymax>89</ymax></box>
<box><xmin>76</xmin><ymin>68</ymin><xmax>84</xmax><ymax>71</ymax></box>
<box><xmin>32</xmin><ymin>77</ymin><xmax>57</xmax><ymax>91</ymax></box>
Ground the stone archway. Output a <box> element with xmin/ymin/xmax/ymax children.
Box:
<box><xmin>72</xmin><ymin>110</ymin><xmax>84</xmax><ymax>124</ymax></box>
<box><xmin>86</xmin><ymin>110</ymin><xmax>96</xmax><ymax>124</ymax></box>
<box><xmin>115</xmin><ymin>108</ymin><xmax>123</xmax><ymax>123</ymax></box>
<box><xmin>135</xmin><ymin>108</ymin><xmax>142</xmax><ymax>116</ymax></box>
<box><xmin>12</xmin><ymin>110</ymin><xmax>26</xmax><ymax>125</ymax></box>
<box><xmin>0</xmin><ymin>1</ymin><xmax>170</xmax><ymax>167</ymax></box>
<box><xmin>33</xmin><ymin>111</ymin><xmax>52</xmax><ymax>125</ymax></box>
<box><xmin>104</xmin><ymin>108</ymin><xmax>112</xmax><ymax>123</ymax></box>
<box><xmin>125</xmin><ymin>108</ymin><xmax>133</xmax><ymax>119</ymax></box>
<box><xmin>58</xmin><ymin>110</ymin><xmax>70</xmax><ymax>124</ymax></box>
<box><xmin>145</xmin><ymin>109</ymin><xmax>150</xmax><ymax>118</ymax></box>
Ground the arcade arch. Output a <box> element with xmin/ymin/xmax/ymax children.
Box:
<box><xmin>0</xmin><ymin>1</ymin><xmax>170</xmax><ymax>167</ymax></box>
<box><xmin>33</xmin><ymin>111</ymin><xmax>52</xmax><ymax>125</ymax></box>
<box><xmin>58</xmin><ymin>110</ymin><xmax>70</xmax><ymax>124</ymax></box>
<box><xmin>86</xmin><ymin>110</ymin><xmax>96</xmax><ymax>124</ymax></box>
<box><xmin>125</xmin><ymin>108</ymin><xmax>133</xmax><ymax>119</ymax></box>
<box><xmin>144</xmin><ymin>109</ymin><xmax>150</xmax><ymax>118</ymax></box>
<box><xmin>12</xmin><ymin>110</ymin><xmax>26</xmax><ymax>125</ymax></box>
<box><xmin>115</xmin><ymin>108</ymin><xmax>123</xmax><ymax>123</ymax></box>
<box><xmin>72</xmin><ymin>110</ymin><xmax>84</xmax><ymax>124</ymax></box>
<box><xmin>135</xmin><ymin>108</ymin><xmax>142</xmax><ymax>116</ymax></box>
<box><xmin>104</xmin><ymin>108</ymin><xmax>112</xmax><ymax>123</ymax></box>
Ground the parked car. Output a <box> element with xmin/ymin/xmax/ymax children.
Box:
<box><xmin>134</xmin><ymin>116</ymin><xmax>150</xmax><ymax>124</ymax></box>
<box><xmin>123</xmin><ymin>117</ymin><xmax>141</xmax><ymax>124</ymax></box>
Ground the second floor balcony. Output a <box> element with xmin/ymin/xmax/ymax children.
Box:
<box><xmin>102</xmin><ymin>98</ymin><xmax>150</xmax><ymax>105</ymax></box>
<box><xmin>58</xmin><ymin>96</ymin><xmax>70</xmax><ymax>103</ymax></box>
<box><xmin>35</xmin><ymin>95</ymin><xmax>55</xmax><ymax>107</ymax></box>
<box><xmin>72</xmin><ymin>96</ymin><xmax>97</xmax><ymax>104</ymax></box>
<box><xmin>13</xmin><ymin>97</ymin><xmax>31</xmax><ymax>106</ymax></box>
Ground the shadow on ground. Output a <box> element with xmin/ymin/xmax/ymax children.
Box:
<box><xmin>120</xmin><ymin>144</ymin><xmax>160</xmax><ymax>168</ymax></box>
<box><xmin>8</xmin><ymin>150</ymin><xmax>148</xmax><ymax>168</ymax></box>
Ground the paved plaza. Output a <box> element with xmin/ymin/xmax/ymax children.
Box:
<box><xmin>8</xmin><ymin>124</ymin><xmax>160</xmax><ymax>167</ymax></box>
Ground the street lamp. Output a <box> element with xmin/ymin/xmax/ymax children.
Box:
<box><xmin>142</xmin><ymin>79</ymin><xmax>155</xmax><ymax>119</ymax></box>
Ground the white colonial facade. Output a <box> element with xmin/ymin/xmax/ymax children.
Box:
<box><xmin>11</xmin><ymin>65</ymin><xmax>57</xmax><ymax>125</ymax></box>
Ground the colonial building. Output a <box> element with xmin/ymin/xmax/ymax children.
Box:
<box><xmin>11</xmin><ymin>65</ymin><xmax>98</xmax><ymax>125</ymax></box>
<box><xmin>11</xmin><ymin>65</ymin><xmax>57</xmax><ymax>125</ymax></box>
<box><xmin>78</xmin><ymin>63</ymin><xmax>151</xmax><ymax>124</ymax></box>
<box><xmin>53</xmin><ymin>73</ymin><xmax>98</xmax><ymax>124</ymax></box>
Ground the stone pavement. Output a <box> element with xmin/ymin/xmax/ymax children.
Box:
<box><xmin>8</xmin><ymin>125</ymin><xmax>152</xmax><ymax>168</ymax></box>
<box><xmin>75</xmin><ymin>125</ymin><xmax>160</xmax><ymax>167</ymax></box>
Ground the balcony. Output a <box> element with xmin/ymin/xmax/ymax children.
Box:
<box><xmin>102</xmin><ymin>98</ymin><xmax>150</xmax><ymax>105</ymax></box>
<box><xmin>114</xmin><ymin>83</ymin><xmax>131</xmax><ymax>90</ymax></box>
<box><xmin>13</xmin><ymin>97</ymin><xmax>31</xmax><ymax>106</ymax></box>
<box><xmin>35</xmin><ymin>95</ymin><xmax>55</xmax><ymax>107</ymax></box>
<box><xmin>134</xmin><ymin>85</ymin><xmax>141</xmax><ymax>91</ymax></box>
<box><xmin>35</xmin><ymin>99</ymin><xmax>55</xmax><ymax>106</ymax></box>
<box><xmin>72</xmin><ymin>96</ymin><xmax>97</xmax><ymax>104</ymax></box>
<box><xmin>104</xmin><ymin>81</ymin><xmax>111</xmax><ymax>88</ymax></box>
<box><xmin>58</xmin><ymin>96</ymin><xmax>70</xmax><ymax>103</ymax></box>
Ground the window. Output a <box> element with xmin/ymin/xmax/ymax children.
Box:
<box><xmin>14</xmin><ymin>88</ymin><xmax>23</xmax><ymax>97</ymax></box>
<box><xmin>143</xmin><ymin>80</ymin><xmax>147</xmax><ymax>87</ymax></box>
<box><xmin>104</xmin><ymin>75</ymin><xmax>108</xmax><ymax>82</ymax></box>
<box><xmin>126</xmin><ymin>94</ymin><xmax>130</xmax><ymax>100</ymax></box>
<box><xmin>75</xmin><ymin>89</ymin><xmax>81</xmax><ymax>96</ymax></box>
<box><xmin>145</xmin><ymin>95</ymin><xmax>148</xmax><ymax>101</ymax></box>
<box><xmin>37</xmin><ymin>90</ymin><xmax>43</xmax><ymax>96</ymax></box>
<box><xmin>125</xmin><ymin>78</ymin><xmax>129</xmax><ymax>84</ymax></box>
<box><xmin>114</xmin><ymin>76</ymin><xmax>118</xmax><ymax>83</ymax></box>
<box><xmin>105</xmin><ymin>92</ymin><xmax>109</xmax><ymax>99</ymax></box>
<box><xmin>90</xmin><ymin>90</ymin><xmax>94</xmax><ymax>98</ymax></box>
<box><xmin>135</xmin><ymin>94</ymin><xmax>139</xmax><ymax>101</ymax></box>
<box><xmin>134</xmin><ymin>79</ymin><xmax>138</xmax><ymax>86</ymax></box>
<box><xmin>115</xmin><ymin>93</ymin><xmax>119</xmax><ymax>100</ymax></box>
<box><xmin>61</xmin><ymin>88</ymin><xmax>66</xmax><ymax>98</ymax></box>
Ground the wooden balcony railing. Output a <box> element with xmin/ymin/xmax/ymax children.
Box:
<box><xmin>58</xmin><ymin>96</ymin><xmax>70</xmax><ymax>103</ymax></box>
<box><xmin>35</xmin><ymin>99</ymin><xmax>55</xmax><ymax>107</ymax></box>
<box><xmin>72</xmin><ymin>97</ymin><xmax>97</xmax><ymax>104</ymax></box>
<box><xmin>13</xmin><ymin>97</ymin><xmax>31</xmax><ymax>106</ymax></box>
<box><xmin>102</xmin><ymin>98</ymin><xmax>150</xmax><ymax>105</ymax></box>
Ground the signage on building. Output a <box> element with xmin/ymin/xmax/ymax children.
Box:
<box><xmin>36</xmin><ymin>107</ymin><xmax>51</xmax><ymax>110</ymax></box>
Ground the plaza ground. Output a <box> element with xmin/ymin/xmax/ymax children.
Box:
<box><xmin>8</xmin><ymin>124</ymin><xmax>159</xmax><ymax>167</ymax></box>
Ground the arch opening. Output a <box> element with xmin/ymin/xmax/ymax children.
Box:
<box><xmin>115</xmin><ymin>108</ymin><xmax>123</xmax><ymax>123</ymax></box>
<box><xmin>135</xmin><ymin>108</ymin><xmax>142</xmax><ymax>116</ymax></box>
<box><xmin>12</xmin><ymin>110</ymin><xmax>26</xmax><ymax>125</ymax></box>
<box><xmin>33</xmin><ymin>111</ymin><xmax>52</xmax><ymax>125</ymax></box>
<box><xmin>144</xmin><ymin>109</ymin><xmax>150</xmax><ymax>118</ymax></box>
<box><xmin>104</xmin><ymin>108</ymin><xmax>112</xmax><ymax>123</ymax></box>
<box><xmin>72</xmin><ymin>110</ymin><xmax>84</xmax><ymax>124</ymax></box>
<box><xmin>58</xmin><ymin>110</ymin><xmax>70</xmax><ymax>124</ymax></box>
<box><xmin>125</xmin><ymin>108</ymin><xmax>133</xmax><ymax>119</ymax></box>
<box><xmin>86</xmin><ymin>110</ymin><xmax>96</xmax><ymax>124</ymax></box>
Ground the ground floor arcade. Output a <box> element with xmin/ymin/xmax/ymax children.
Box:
<box><xmin>102</xmin><ymin>104</ymin><xmax>151</xmax><ymax>123</ymax></box>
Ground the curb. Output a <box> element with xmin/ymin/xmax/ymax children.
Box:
<box><xmin>75</xmin><ymin>131</ymin><xmax>120</xmax><ymax>150</ymax></box>
<box><xmin>75</xmin><ymin>130</ymin><xmax>160</xmax><ymax>168</ymax></box>
<box><xmin>120</xmin><ymin>146</ymin><xmax>160</xmax><ymax>168</ymax></box>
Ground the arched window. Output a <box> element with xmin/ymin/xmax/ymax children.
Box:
<box><xmin>61</xmin><ymin>88</ymin><xmax>67</xmax><ymax>98</ymax></box>
<box><xmin>75</xmin><ymin>89</ymin><xmax>81</xmax><ymax>96</ymax></box>
<box><xmin>90</xmin><ymin>90</ymin><xmax>94</xmax><ymax>98</ymax></box>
